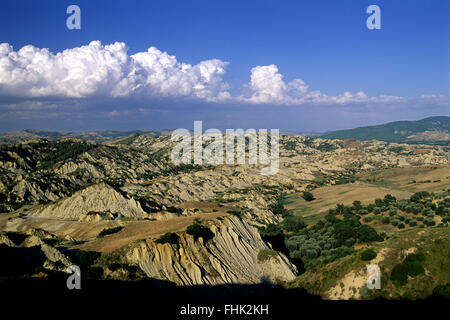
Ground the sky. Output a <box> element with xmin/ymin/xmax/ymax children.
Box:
<box><xmin>0</xmin><ymin>0</ymin><xmax>448</xmax><ymax>133</ymax></box>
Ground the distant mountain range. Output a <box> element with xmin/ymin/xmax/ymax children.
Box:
<box><xmin>320</xmin><ymin>116</ymin><xmax>450</xmax><ymax>145</ymax></box>
<box><xmin>1</xmin><ymin>116</ymin><xmax>449</xmax><ymax>145</ymax></box>
<box><xmin>0</xmin><ymin>129</ymin><xmax>172</xmax><ymax>144</ymax></box>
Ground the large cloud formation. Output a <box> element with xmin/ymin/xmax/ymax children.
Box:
<box><xmin>239</xmin><ymin>64</ymin><xmax>403</xmax><ymax>105</ymax></box>
<box><xmin>0</xmin><ymin>41</ymin><xmax>230</xmax><ymax>101</ymax></box>
<box><xmin>0</xmin><ymin>41</ymin><xmax>444</xmax><ymax>106</ymax></box>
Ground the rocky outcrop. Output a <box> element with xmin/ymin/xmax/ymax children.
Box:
<box><xmin>40</xmin><ymin>243</ymin><xmax>72</xmax><ymax>267</ymax></box>
<box><xmin>31</xmin><ymin>183</ymin><xmax>146</xmax><ymax>220</ymax></box>
<box><xmin>11</xmin><ymin>179</ymin><xmax>60</xmax><ymax>203</ymax></box>
<box><xmin>0</xmin><ymin>231</ymin><xmax>72</xmax><ymax>271</ymax></box>
<box><xmin>126</xmin><ymin>216</ymin><xmax>297</xmax><ymax>285</ymax></box>
<box><xmin>0</xmin><ymin>233</ymin><xmax>16</xmax><ymax>247</ymax></box>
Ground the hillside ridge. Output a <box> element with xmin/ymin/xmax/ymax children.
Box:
<box><xmin>320</xmin><ymin>116</ymin><xmax>450</xmax><ymax>144</ymax></box>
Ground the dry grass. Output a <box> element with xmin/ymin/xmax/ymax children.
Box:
<box><xmin>357</xmin><ymin>165</ymin><xmax>450</xmax><ymax>193</ymax></box>
<box><xmin>77</xmin><ymin>211</ymin><xmax>227</xmax><ymax>253</ymax></box>
<box><xmin>286</xmin><ymin>165</ymin><xmax>450</xmax><ymax>225</ymax></box>
<box><xmin>286</xmin><ymin>183</ymin><xmax>411</xmax><ymax>222</ymax></box>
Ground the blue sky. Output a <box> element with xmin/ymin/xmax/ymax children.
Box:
<box><xmin>0</xmin><ymin>0</ymin><xmax>448</xmax><ymax>132</ymax></box>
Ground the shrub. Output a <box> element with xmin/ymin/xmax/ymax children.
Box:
<box><xmin>345</xmin><ymin>238</ymin><xmax>356</xmax><ymax>247</ymax></box>
<box><xmin>390</xmin><ymin>263</ymin><xmax>408</xmax><ymax>286</ymax></box>
<box><xmin>384</xmin><ymin>194</ymin><xmax>397</xmax><ymax>205</ymax></box>
<box><xmin>381</xmin><ymin>216</ymin><xmax>390</xmax><ymax>224</ymax></box>
<box><xmin>424</xmin><ymin>218</ymin><xmax>436</xmax><ymax>226</ymax></box>
<box><xmin>397</xmin><ymin>200</ymin><xmax>409</xmax><ymax>211</ymax></box>
<box><xmin>403</xmin><ymin>259</ymin><xmax>425</xmax><ymax>277</ymax></box>
<box><xmin>291</xmin><ymin>238</ymin><xmax>322</xmax><ymax>259</ymax></box>
<box><xmin>353</xmin><ymin>200</ymin><xmax>362</xmax><ymax>210</ymax></box>
<box><xmin>86</xmin><ymin>266</ymin><xmax>104</xmax><ymax>279</ymax></box>
<box><xmin>432</xmin><ymin>283</ymin><xmax>450</xmax><ymax>299</ymax></box>
<box><xmin>391</xmin><ymin>219</ymin><xmax>400</xmax><ymax>226</ymax></box>
<box><xmin>260</xmin><ymin>223</ymin><xmax>285</xmax><ymax>251</ymax></box>
<box><xmin>412</xmin><ymin>204</ymin><xmax>423</xmax><ymax>214</ymax></box>
<box><xmin>97</xmin><ymin>226</ymin><xmax>123</xmax><ymax>238</ymax></box>
<box><xmin>304</xmin><ymin>248</ymin><xmax>320</xmax><ymax>258</ymax></box>
<box><xmin>302</xmin><ymin>191</ymin><xmax>315</xmax><ymax>202</ymax></box>
<box><xmin>408</xmin><ymin>219</ymin><xmax>418</xmax><ymax>227</ymax></box>
<box><xmin>226</xmin><ymin>210</ymin><xmax>241</xmax><ymax>218</ymax></box>
<box><xmin>155</xmin><ymin>232</ymin><xmax>180</xmax><ymax>245</ymax></box>
<box><xmin>320</xmin><ymin>247</ymin><xmax>355</xmax><ymax>264</ymax></box>
<box><xmin>257</xmin><ymin>249</ymin><xmax>278</xmax><ymax>262</ymax></box>
<box><xmin>361</xmin><ymin>248</ymin><xmax>377</xmax><ymax>261</ymax></box>
<box><xmin>333</xmin><ymin>222</ymin><xmax>357</xmax><ymax>246</ymax></box>
<box><xmin>166</xmin><ymin>206</ymin><xmax>183</xmax><ymax>214</ymax></box>
<box><xmin>269</xmin><ymin>198</ymin><xmax>289</xmax><ymax>216</ymax></box>
<box><xmin>124</xmin><ymin>265</ymin><xmax>140</xmax><ymax>274</ymax></box>
<box><xmin>74</xmin><ymin>250</ymin><xmax>101</xmax><ymax>268</ymax></box>
<box><xmin>285</xmin><ymin>235</ymin><xmax>307</xmax><ymax>251</ymax></box>
<box><xmin>283</xmin><ymin>215</ymin><xmax>306</xmax><ymax>232</ymax></box>
<box><xmin>436</xmin><ymin>206</ymin><xmax>446</xmax><ymax>216</ymax></box>
<box><xmin>359</xmin><ymin>209</ymin><xmax>369</xmax><ymax>216</ymax></box>
<box><xmin>398</xmin><ymin>222</ymin><xmax>405</xmax><ymax>229</ymax></box>
<box><xmin>357</xmin><ymin>225</ymin><xmax>383</xmax><ymax>242</ymax></box>
<box><xmin>374</xmin><ymin>198</ymin><xmax>384</xmax><ymax>207</ymax></box>
<box><xmin>186</xmin><ymin>223</ymin><xmax>214</xmax><ymax>241</ymax></box>
<box><xmin>415</xmin><ymin>251</ymin><xmax>426</xmax><ymax>262</ymax></box>
<box><xmin>108</xmin><ymin>263</ymin><xmax>123</xmax><ymax>272</ymax></box>
<box><xmin>363</xmin><ymin>216</ymin><xmax>373</xmax><ymax>222</ymax></box>
<box><xmin>289</xmin><ymin>250</ymin><xmax>303</xmax><ymax>260</ymax></box>
<box><xmin>410</xmin><ymin>191</ymin><xmax>430</xmax><ymax>203</ymax></box>
<box><xmin>260</xmin><ymin>223</ymin><xmax>283</xmax><ymax>238</ymax></box>
<box><xmin>373</xmin><ymin>207</ymin><xmax>381</xmax><ymax>215</ymax></box>
<box><xmin>389</xmin><ymin>207</ymin><xmax>398</xmax><ymax>216</ymax></box>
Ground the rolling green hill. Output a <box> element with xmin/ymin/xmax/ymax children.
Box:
<box><xmin>321</xmin><ymin>116</ymin><xmax>450</xmax><ymax>145</ymax></box>
<box><xmin>287</xmin><ymin>226</ymin><xmax>450</xmax><ymax>300</ymax></box>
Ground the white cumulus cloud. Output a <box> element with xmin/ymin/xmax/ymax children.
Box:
<box><xmin>0</xmin><ymin>41</ymin><xmax>445</xmax><ymax>107</ymax></box>
<box><xmin>0</xmin><ymin>41</ymin><xmax>230</xmax><ymax>100</ymax></box>
<box><xmin>238</xmin><ymin>64</ymin><xmax>405</xmax><ymax>105</ymax></box>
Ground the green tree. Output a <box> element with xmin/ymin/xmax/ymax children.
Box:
<box><xmin>186</xmin><ymin>223</ymin><xmax>214</xmax><ymax>241</ymax></box>
<box><xmin>357</xmin><ymin>225</ymin><xmax>383</xmax><ymax>242</ymax></box>
<box><xmin>390</xmin><ymin>264</ymin><xmax>408</xmax><ymax>286</ymax></box>
<box><xmin>302</xmin><ymin>191</ymin><xmax>315</xmax><ymax>202</ymax></box>
<box><xmin>381</xmin><ymin>216</ymin><xmax>390</xmax><ymax>224</ymax></box>
<box><xmin>360</xmin><ymin>248</ymin><xmax>377</xmax><ymax>261</ymax></box>
<box><xmin>283</xmin><ymin>215</ymin><xmax>306</xmax><ymax>232</ymax></box>
<box><xmin>155</xmin><ymin>232</ymin><xmax>180</xmax><ymax>245</ymax></box>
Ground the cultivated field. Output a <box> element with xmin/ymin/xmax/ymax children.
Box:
<box><xmin>286</xmin><ymin>165</ymin><xmax>450</xmax><ymax>224</ymax></box>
